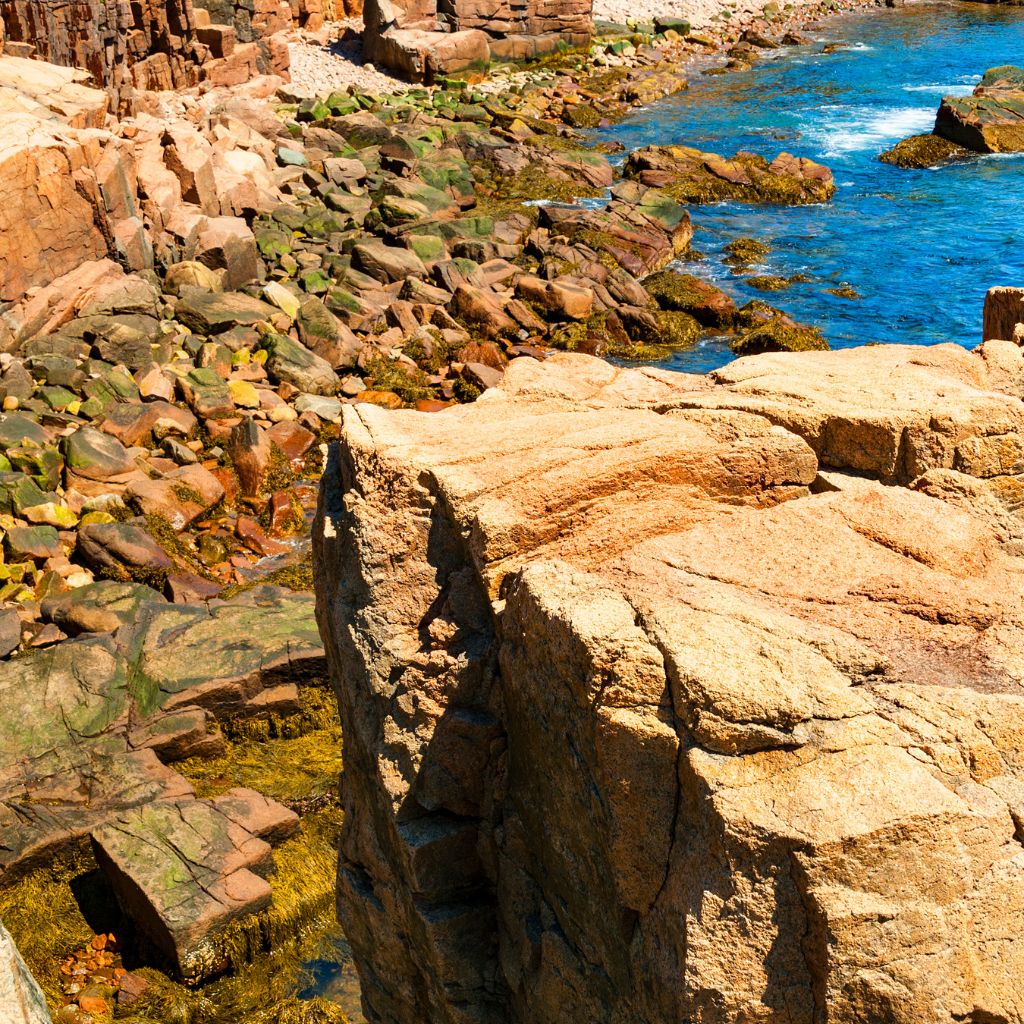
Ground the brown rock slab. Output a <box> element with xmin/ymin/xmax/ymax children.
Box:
<box><xmin>126</xmin><ymin>465</ymin><xmax>225</xmax><ymax>531</ymax></box>
<box><xmin>91</xmin><ymin>797</ymin><xmax>284</xmax><ymax>983</ymax></box>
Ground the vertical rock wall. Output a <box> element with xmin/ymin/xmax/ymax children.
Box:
<box><xmin>0</xmin><ymin>0</ymin><xmax>204</xmax><ymax>106</ymax></box>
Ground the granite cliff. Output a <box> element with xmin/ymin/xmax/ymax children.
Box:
<box><xmin>314</xmin><ymin>343</ymin><xmax>1024</xmax><ymax>1024</ymax></box>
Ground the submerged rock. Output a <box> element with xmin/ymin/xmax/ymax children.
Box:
<box><xmin>314</xmin><ymin>343</ymin><xmax>1024</xmax><ymax>1024</ymax></box>
<box><xmin>731</xmin><ymin>301</ymin><xmax>828</xmax><ymax>354</ymax></box>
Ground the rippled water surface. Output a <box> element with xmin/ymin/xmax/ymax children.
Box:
<box><xmin>596</xmin><ymin>0</ymin><xmax>1024</xmax><ymax>373</ymax></box>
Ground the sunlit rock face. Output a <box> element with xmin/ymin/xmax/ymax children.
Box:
<box><xmin>315</xmin><ymin>346</ymin><xmax>1024</xmax><ymax>1024</ymax></box>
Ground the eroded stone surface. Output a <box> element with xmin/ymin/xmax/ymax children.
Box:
<box><xmin>314</xmin><ymin>348</ymin><xmax>1024</xmax><ymax>1024</ymax></box>
<box><xmin>91</xmin><ymin>789</ymin><xmax>298</xmax><ymax>984</ymax></box>
<box><xmin>0</xmin><ymin>586</ymin><xmax>322</xmax><ymax>880</ymax></box>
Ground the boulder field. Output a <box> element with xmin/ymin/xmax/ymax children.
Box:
<box><xmin>314</xmin><ymin>341</ymin><xmax>1024</xmax><ymax>1024</ymax></box>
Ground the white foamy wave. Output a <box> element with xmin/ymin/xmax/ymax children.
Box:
<box><xmin>902</xmin><ymin>84</ymin><xmax>975</xmax><ymax>95</ymax></box>
<box><xmin>809</xmin><ymin>106</ymin><xmax>936</xmax><ymax>156</ymax></box>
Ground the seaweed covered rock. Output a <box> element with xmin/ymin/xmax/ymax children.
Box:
<box><xmin>731</xmin><ymin>302</ymin><xmax>828</xmax><ymax>354</ymax></box>
<box><xmin>314</xmin><ymin>345</ymin><xmax>1024</xmax><ymax>1024</ymax></box>
<box><xmin>643</xmin><ymin>270</ymin><xmax>737</xmax><ymax>327</ymax></box>
<box><xmin>623</xmin><ymin>144</ymin><xmax>836</xmax><ymax>204</ymax></box>
<box><xmin>879</xmin><ymin>132</ymin><xmax>973</xmax><ymax>168</ymax></box>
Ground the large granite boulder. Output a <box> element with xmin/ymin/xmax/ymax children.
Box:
<box><xmin>314</xmin><ymin>345</ymin><xmax>1024</xmax><ymax>1024</ymax></box>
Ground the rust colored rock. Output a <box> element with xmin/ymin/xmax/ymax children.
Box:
<box><xmin>229</xmin><ymin>417</ymin><xmax>272</xmax><ymax>499</ymax></box>
<box><xmin>354</xmin><ymin>390</ymin><xmax>404</xmax><ymax>409</ymax></box>
<box><xmin>0</xmin><ymin>113</ymin><xmax>137</xmax><ymax>303</ymax></box>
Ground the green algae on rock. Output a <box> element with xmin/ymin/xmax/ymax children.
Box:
<box><xmin>723</xmin><ymin>237</ymin><xmax>772</xmax><ymax>269</ymax></box>
<box><xmin>878</xmin><ymin>133</ymin><xmax>973</xmax><ymax>168</ymax></box>
<box><xmin>642</xmin><ymin>270</ymin><xmax>737</xmax><ymax>327</ymax></box>
<box><xmin>936</xmin><ymin>66</ymin><xmax>1024</xmax><ymax>153</ymax></box>
<box><xmin>623</xmin><ymin>145</ymin><xmax>836</xmax><ymax>205</ymax></box>
<box><xmin>731</xmin><ymin>313</ymin><xmax>829</xmax><ymax>355</ymax></box>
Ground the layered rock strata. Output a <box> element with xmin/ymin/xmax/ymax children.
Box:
<box><xmin>315</xmin><ymin>343</ymin><xmax>1024</xmax><ymax>1024</ymax></box>
<box><xmin>0</xmin><ymin>0</ymin><xmax>293</xmax><ymax>109</ymax></box>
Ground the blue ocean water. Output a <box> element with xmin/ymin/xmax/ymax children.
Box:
<box><xmin>596</xmin><ymin>0</ymin><xmax>1024</xmax><ymax>373</ymax></box>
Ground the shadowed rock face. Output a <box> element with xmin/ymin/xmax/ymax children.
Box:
<box><xmin>314</xmin><ymin>344</ymin><xmax>1024</xmax><ymax>1024</ymax></box>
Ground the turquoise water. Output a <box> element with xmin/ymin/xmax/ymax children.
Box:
<box><xmin>597</xmin><ymin>0</ymin><xmax>1024</xmax><ymax>373</ymax></box>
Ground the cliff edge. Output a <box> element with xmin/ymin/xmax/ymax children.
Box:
<box><xmin>313</xmin><ymin>342</ymin><xmax>1024</xmax><ymax>1023</ymax></box>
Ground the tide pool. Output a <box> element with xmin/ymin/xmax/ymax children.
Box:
<box><xmin>596</xmin><ymin>0</ymin><xmax>1024</xmax><ymax>373</ymax></box>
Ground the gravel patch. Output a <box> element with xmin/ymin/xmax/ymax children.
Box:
<box><xmin>287</xmin><ymin>22</ymin><xmax>411</xmax><ymax>97</ymax></box>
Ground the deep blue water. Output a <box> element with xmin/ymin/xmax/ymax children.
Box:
<box><xmin>596</xmin><ymin>0</ymin><xmax>1024</xmax><ymax>373</ymax></box>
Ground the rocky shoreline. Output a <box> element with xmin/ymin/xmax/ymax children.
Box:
<box><xmin>0</xmin><ymin>1</ymin><xmax>966</xmax><ymax>1022</ymax></box>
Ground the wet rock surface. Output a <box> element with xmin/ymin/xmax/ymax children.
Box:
<box><xmin>315</xmin><ymin>345</ymin><xmax>1024</xmax><ymax>1024</ymax></box>
<box><xmin>937</xmin><ymin>64</ymin><xmax>1024</xmax><ymax>153</ymax></box>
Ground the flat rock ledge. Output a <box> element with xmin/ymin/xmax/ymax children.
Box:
<box><xmin>91</xmin><ymin>789</ymin><xmax>299</xmax><ymax>984</ymax></box>
<box><xmin>314</xmin><ymin>342</ymin><xmax>1024</xmax><ymax>1024</ymax></box>
<box><xmin>0</xmin><ymin>585</ymin><xmax>323</xmax><ymax>988</ymax></box>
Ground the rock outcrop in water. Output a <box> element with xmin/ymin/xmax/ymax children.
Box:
<box><xmin>882</xmin><ymin>65</ymin><xmax>1024</xmax><ymax>166</ymax></box>
<box><xmin>937</xmin><ymin>65</ymin><xmax>1024</xmax><ymax>153</ymax></box>
<box><xmin>624</xmin><ymin>144</ymin><xmax>836</xmax><ymax>204</ymax></box>
<box><xmin>315</xmin><ymin>342</ymin><xmax>1024</xmax><ymax>1024</ymax></box>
